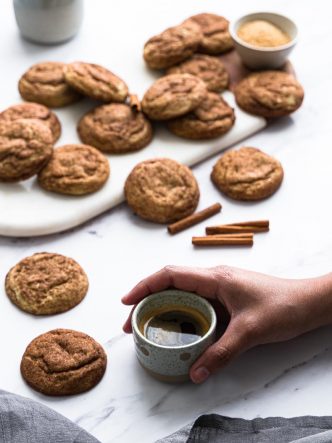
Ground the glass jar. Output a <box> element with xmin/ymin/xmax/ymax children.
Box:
<box><xmin>13</xmin><ymin>0</ymin><xmax>84</xmax><ymax>44</ymax></box>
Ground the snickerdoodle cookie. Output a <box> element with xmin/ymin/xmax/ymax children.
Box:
<box><xmin>167</xmin><ymin>92</ymin><xmax>235</xmax><ymax>139</ymax></box>
<box><xmin>64</xmin><ymin>62</ymin><xmax>128</xmax><ymax>102</ymax></box>
<box><xmin>211</xmin><ymin>147</ymin><xmax>284</xmax><ymax>200</ymax></box>
<box><xmin>38</xmin><ymin>144</ymin><xmax>110</xmax><ymax>195</ymax></box>
<box><xmin>18</xmin><ymin>62</ymin><xmax>81</xmax><ymax>108</ymax></box>
<box><xmin>183</xmin><ymin>13</ymin><xmax>233</xmax><ymax>54</ymax></box>
<box><xmin>21</xmin><ymin>329</ymin><xmax>107</xmax><ymax>396</ymax></box>
<box><xmin>143</xmin><ymin>23</ymin><xmax>202</xmax><ymax>69</ymax></box>
<box><xmin>0</xmin><ymin>119</ymin><xmax>53</xmax><ymax>182</ymax></box>
<box><xmin>166</xmin><ymin>54</ymin><xmax>229</xmax><ymax>92</ymax></box>
<box><xmin>0</xmin><ymin>103</ymin><xmax>61</xmax><ymax>143</ymax></box>
<box><xmin>142</xmin><ymin>74</ymin><xmax>207</xmax><ymax>120</ymax></box>
<box><xmin>5</xmin><ymin>252</ymin><xmax>88</xmax><ymax>315</ymax></box>
<box><xmin>78</xmin><ymin>101</ymin><xmax>153</xmax><ymax>153</ymax></box>
<box><xmin>125</xmin><ymin>158</ymin><xmax>200</xmax><ymax>223</ymax></box>
<box><xmin>235</xmin><ymin>71</ymin><xmax>304</xmax><ymax>118</ymax></box>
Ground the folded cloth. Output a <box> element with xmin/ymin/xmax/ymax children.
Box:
<box><xmin>0</xmin><ymin>390</ymin><xmax>100</xmax><ymax>443</ymax></box>
<box><xmin>157</xmin><ymin>414</ymin><xmax>332</xmax><ymax>443</ymax></box>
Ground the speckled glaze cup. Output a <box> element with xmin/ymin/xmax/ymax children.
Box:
<box><xmin>132</xmin><ymin>290</ymin><xmax>217</xmax><ymax>383</ymax></box>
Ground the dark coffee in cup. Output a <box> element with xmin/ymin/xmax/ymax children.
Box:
<box><xmin>139</xmin><ymin>305</ymin><xmax>210</xmax><ymax>347</ymax></box>
<box><xmin>132</xmin><ymin>290</ymin><xmax>217</xmax><ymax>382</ymax></box>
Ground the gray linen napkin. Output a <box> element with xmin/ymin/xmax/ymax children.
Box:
<box><xmin>0</xmin><ymin>390</ymin><xmax>100</xmax><ymax>443</ymax></box>
<box><xmin>157</xmin><ymin>414</ymin><xmax>332</xmax><ymax>443</ymax></box>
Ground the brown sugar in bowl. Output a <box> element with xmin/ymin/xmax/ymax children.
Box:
<box><xmin>229</xmin><ymin>12</ymin><xmax>298</xmax><ymax>70</ymax></box>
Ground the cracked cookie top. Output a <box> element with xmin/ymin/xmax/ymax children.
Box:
<box><xmin>0</xmin><ymin>102</ymin><xmax>61</xmax><ymax>143</ymax></box>
<box><xmin>167</xmin><ymin>92</ymin><xmax>235</xmax><ymax>140</ymax></box>
<box><xmin>20</xmin><ymin>329</ymin><xmax>107</xmax><ymax>396</ymax></box>
<box><xmin>183</xmin><ymin>13</ymin><xmax>233</xmax><ymax>54</ymax></box>
<box><xmin>211</xmin><ymin>147</ymin><xmax>284</xmax><ymax>200</ymax></box>
<box><xmin>142</xmin><ymin>73</ymin><xmax>207</xmax><ymax>120</ymax></box>
<box><xmin>125</xmin><ymin>158</ymin><xmax>200</xmax><ymax>223</ymax></box>
<box><xmin>19</xmin><ymin>62</ymin><xmax>81</xmax><ymax>108</ymax></box>
<box><xmin>78</xmin><ymin>102</ymin><xmax>152</xmax><ymax>153</ymax></box>
<box><xmin>5</xmin><ymin>252</ymin><xmax>89</xmax><ymax>315</ymax></box>
<box><xmin>235</xmin><ymin>71</ymin><xmax>304</xmax><ymax>117</ymax></box>
<box><xmin>0</xmin><ymin>119</ymin><xmax>53</xmax><ymax>182</ymax></box>
<box><xmin>64</xmin><ymin>62</ymin><xmax>128</xmax><ymax>102</ymax></box>
<box><xmin>166</xmin><ymin>54</ymin><xmax>229</xmax><ymax>92</ymax></box>
<box><xmin>143</xmin><ymin>23</ymin><xmax>202</xmax><ymax>69</ymax></box>
<box><xmin>38</xmin><ymin>144</ymin><xmax>110</xmax><ymax>195</ymax></box>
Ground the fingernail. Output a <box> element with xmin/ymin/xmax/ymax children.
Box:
<box><xmin>191</xmin><ymin>367</ymin><xmax>210</xmax><ymax>384</ymax></box>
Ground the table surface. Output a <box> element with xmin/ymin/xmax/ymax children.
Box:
<box><xmin>0</xmin><ymin>88</ymin><xmax>265</xmax><ymax>236</ymax></box>
<box><xmin>1</xmin><ymin>1</ymin><xmax>332</xmax><ymax>442</ymax></box>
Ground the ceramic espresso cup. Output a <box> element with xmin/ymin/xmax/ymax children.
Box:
<box><xmin>132</xmin><ymin>289</ymin><xmax>217</xmax><ymax>382</ymax></box>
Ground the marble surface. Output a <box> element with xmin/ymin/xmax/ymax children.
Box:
<box><xmin>0</xmin><ymin>0</ymin><xmax>332</xmax><ymax>442</ymax></box>
<box><xmin>0</xmin><ymin>89</ymin><xmax>265</xmax><ymax>236</ymax></box>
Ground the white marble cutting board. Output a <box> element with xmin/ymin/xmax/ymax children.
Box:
<box><xmin>0</xmin><ymin>91</ymin><xmax>265</xmax><ymax>237</ymax></box>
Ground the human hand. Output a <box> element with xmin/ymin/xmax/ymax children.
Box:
<box><xmin>122</xmin><ymin>266</ymin><xmax>331</xmax><ymax>383</ymax></box>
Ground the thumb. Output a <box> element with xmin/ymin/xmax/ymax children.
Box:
<box><xmin>189</xmin><ymin>321</ymin><xmax>248</xmax><ymax>384</ymax></box>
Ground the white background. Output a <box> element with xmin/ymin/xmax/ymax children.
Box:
<box><xmin>0</xmin><ymin>1</ymin><xmax>332</xmax><ymax>442</ymax></box>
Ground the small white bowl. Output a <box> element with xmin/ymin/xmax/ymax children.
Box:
<box><xmin>229</xmin><ymin>12</ymin><xmax>298</xmax><ymax>70</ymax></box>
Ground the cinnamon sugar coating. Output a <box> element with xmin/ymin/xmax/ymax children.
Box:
<box><xmin>0</xmin><ymin>119</ymin><xmax>53</xmax><ymax>182</ymax></box>
<box><xmin>19</xmin><ymin>62</ymin><xmax>81</xmax><ymax>107</ymax></box>
<box><xmin>143</xmin><ymin>23</ymin><xmax>202</xmax><ymax>69</ymax></box>
<box><xmin>211</xmin><ymin>147</ymin><xmax>284</xmax><ymax>200</ymax></box>
<box><xmin>78</xmin><ymin>103</ymin><xmax>152</xmax><ymax>153</ymax></box>
<box><xmin>0</xmin><ymin>102</ymin><xmax>61</xmax><ymax>143</ymax></box>
<box><xmin>142</xmin><ymin>74</ymin><xmax>207</xmax><ymax>120</ymax></box>
<box><xmin>167</xmin><ymin>54</ymin><xmax>229</xmax><ymax>92</ymax></box>
<box><xmin>183</xmin><ymin>13</ymin><xmax>233</xmax><ymax>54</ymax></box>
<box><xmin>21</xmin><ymin>329</ymin><xmax>106</xmax><ymax>396</ymax></box>
<box><xmin>64</xmin><ymin>62</ymin><xmax>128</xmax><ymax>102</ymax></box>
<box><xmin>235</xmin><ymin>71</ymin><xmax>304</xmax><ymax>117</ymax></box>
<box><xmin>38</xmin><ymin>144</ymin><xmax>110</xmax><ymax>195</ymax></box>
<box><xmin>5</xmin><ymin>252</ymin><xmax>88</xmax><ymax>315</ymax></box>
<box><xmin>125</xmin><ymin>158</ymin><xmax>200</xmax><ymax>223</ymax></box>
<box><xmin>167</xmin><ymin>92</ymin><xmax>235</xmax><ymax>139</ymax></box>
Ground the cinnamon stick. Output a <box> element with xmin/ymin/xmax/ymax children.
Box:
<box><xmin>129</xmin><ymin>94</ymin><xmax>141</xmax><ymax>112</ymax></box>
<box><xmin>227</xmin><ymin>220</ymin><xmax>269</xmax><ymax>228</ymax></box>
<box><xmin>206</xmin><ymin>225</ymin><xmax>268</xmax><ymax>235</ymax></box>
<box><xmin>206</xmin><ymin>219</ymin><xmax>269</xmax><ymax>235</ymax></box>
<box><xmin>192</xmin><ymin>235</ymin><xmax>253</xmax><ymax>246</ymax></box>
<box><xmin>209</xmin><ymin>233</ymin><xmax>254</xmax><ymax>240</ymax></box>
<box><xmin>168</xmin><ymin>203</ymin><xmax>222</xmax><ymax>235</ymax></box>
